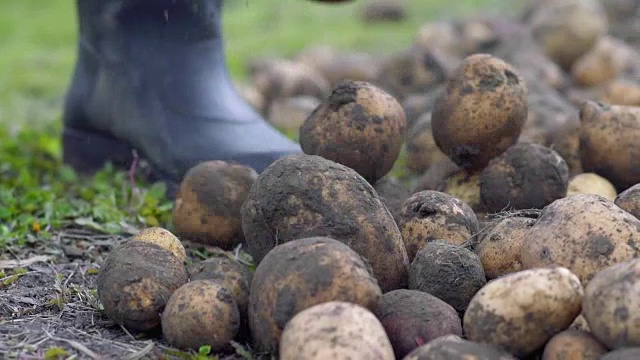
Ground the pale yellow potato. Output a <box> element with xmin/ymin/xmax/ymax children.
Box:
<box><xmin>132</xmin><ymin>227</ymin><xmax>186</xmax><ymax>262</ymax></box>
<box><xmin>566</xmin><ymin>173</ymin><xmax>617</xmax><ymax>201</ymax></box>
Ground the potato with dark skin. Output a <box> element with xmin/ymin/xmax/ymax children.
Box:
<box><xmin>408</xmin><ymin>241</ymin><xmax>486</xmax><ymax>314</ymax></box>
<box><xmin>520</xmin><ymin>194</ymin><xmax>640</xmax><ymax>284</ymax></box>
<box><xmin>171</xmin><ymin>160</ymin><xmax>257</xmax><ymax>250</ymax></box>
<box><xmin>583</xmin><ymin>259</ymin><xmax>640</xmax><ymax>349</ymax></box>
<box><xmin>396</xmin><ymin>190</ymin><xmax>479</xmax><ymax>261</ymax></box>
<box><xmin>431</xmin><ymin>53</ymin><xmax>528</xmax><ymax>172</ymax></box>
<box><xmin>542</xmin><ymin>329</ymin><xmax>607</xmax><ymax>360</ymax></box>
<box><xmin>579</xmin><ymin>100</ymin><xmax>640</xmax><ymax>191</ymax></box>
<box><xmin>404</xmin><ymin>335</ymin><xmax>517</xmax><ymax>360</ymax></box>
<box><xmin>96</xmin><ymin>241</ymin><xmax>188</xmax><ymax>333</ymax></box>
<box><xmin>248</xmin><ymin>237</ymin><xmax>383</xmax><ymax>353</ymax></box>
<box><xmin>374</xmin><ymin>289</ymin><xmax>463</xmax><ymax>359</ymax></box>
<box><xmin>480</xmin><ymin>142</ymin><xmax>570</xmax><ymax>213</ymax></box>
<box><xmin>615</xmin><ymin>183</ymin><xmax>640</xmax><ymax>219</ymax></box>
<box><xmin>240</xmin><ymin>154</ymin><xmax>409</xmax><ymax>292</ymax></box>
<box><xmin>299</xmin><ymin>80</ymin><xmax>407</xmax><ymax>184</ymax></box>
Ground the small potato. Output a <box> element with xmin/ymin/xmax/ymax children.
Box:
<box><xmin>476</xmin><ymin>216</ymin><xmax>536</xmax><ymax>279</ymax></box>
<box><xmin>571</xmin><ymin>36</ymin><xmax>634</xmax><ymax>87</ymax></box>
<box><xmin>248</xmin><ymin>237</ymin><xmax>382</xmax><ymax>353</ymax></box>
<box><xmin>567</xmin><ymin>173</ymin><xmax>618</xmax><ymax>201</ymax></box>
<box><xmin>600</xmin><ymin>79</ymin><xmax>640</xmax><ymax>106</ymax></box>
<box><xmin>396</xmin><ymin>191</ymin><xmax>479</xmax><ymax>261</ymax></box>
<box><xmin>463</xmin><ymin>267</ymin><xmax>584</xmax><ymax>358</ymax></box>
<box><xmin>96</xmin><ymin>241</ymin><xmax>188</xmax><ymax>333</ymax></box>
<box><xmin>131</xmin><ymin>227</ymin><xmax>186</xmax><ymax>262</ymax></box>
<box><xmin>279</xmin><ymin>301</ymin><xmax>394</xmax><ymax>360</ymax></box>
<box><xmin>431</xmin><ymin>53</ymin><xmax>528</xmax><ymax>172</ymax></box>
<box><xmin>542</xmin><ymin>329</ymin><xmax>607</xmax><ymax>360</ymax></box>
<box><xmin>408</xmin><ymin>241</ymin><xmax>486</xmax><ymax>314</ymax></box>
<box><xmin>404</xmin><ymin>335</ymin><xmax>517</xmax><ymax>360</ymax></box>
<box><xmin>583</xmin><ymin>259</ymin><xmax>640</xmax><ymax>349</ymax></box>
<box><xmin>579</xmin><ymin>100</ymin><xmax>640</xmax><ymax>191</ymax></box>
<box><xmin>299</xmin><ymin>80</ymin><xmax>407</xmax><ymax>184</ymax></box>
<box><xmin>480</xmin><ymin>142</ymin><xmax>569</xmax><ymax>213</ymax></box>
<box><xmin>172</xmin><ymin>160</ymin><xmax>258</xmax><ymax>249</ymax></box>
<box><xmin>293</xmin><ymin>45</ymin><xmax>380</xmax><ymax>87</ymax></box>
<box><xmin>614</xmin><ymin>183</ymin><xmax>640</xmax><ymax>219</ymax></box>
<box><xmin>520</xmin><ymin>194</ymin><xmax>640</xmax><ymax>284</ymax></box>
<box><xmin>375</xmin><ymin>289</ymin><xmax>463</xmax><ymax>359</ymax></box>
<box><xmin>406</xmin><ymin>113</ymin><xmax>449</xmax><ymax>174</ymax></box>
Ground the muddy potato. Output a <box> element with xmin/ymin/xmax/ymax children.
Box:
<box><xmin>476</xmin><ymin>216</ymin><xmax>536</xmax><ymax>279</ymax></box>
<box><xmin>375</xmin><ymin>289</ymin><xmax>463</xmax><ymax>359</ymax></box>
<box><xmin>406</xmin><ymin>113</ymin><xmax>448</xmax><ymax>174</ymax></box>
<box><xmin>615</xmin><ymin>183</ymin><xmax>640</xmax><ymax>219</ymax></box>
<box><xmin>431</xmin><ymin>53</ymin><xmax>528</xmax><ymax>172</ymax></box>
<box><xmin>396</xmin><ymin>190</ymin><xmax>479</xmax><ymax>261</ymax></box>
<box><xmin>408</xmin><ymin>241</ymin><xmax>486</xmax><ymax>314</ymax></box>
<box><xmin>571</xmin><ymin>36</ymin><xmax>634</xmax><ymax>87</ymax></box>
<box><xmin>280</xmin><ymin>301</ymin><xmax>394</xmax><ymax>360</ymax></box>
<box><xmin>480</xmin><ymin>142</ymin><xmax>570</xmax><ymax>212</ymax></box>
<box><xmin>96</xmin><ymin>241</ymin><xmax>188</xmax><ymax>332</ymax></box>
<box><xmin>542</xmin><ymin>329</ymin><xmax>607</xmax><ymax>360</ymax></box>
<box><xmin>463</xmin><ymin>267</ymin><xmax>584</xmax><ymax>358</ymax></box>
<box><xmin>241</xmin><ymin>154</ymin><xmax>409</xmax><ymax>292</ymax></box>
<box><xmin>583</xmin><ymin>259</ymin><xmax>640</xmax><ymax>349</ymax></box>
<box><xmin>248</xmin><ymin>237</ymin><xmax>383</xmax><ymax>353</ymax></box>
<box><xmin>528</xmin><ymin>0</ymin><xmax>608</xmax><ymax>70</ymax></box>
<box><xmin>299</xmin><ymin>80</ymin><xmax>406</xmax><ymax>183</ymax></box>
<box><xmin>161</xmin><ymin>280</ymin><xmax>240</xmax><ymax>352</ymax></box>
<box><xmin>404</xmin><ymin>335</ymin><xmax>517</xmax><ymax>360</ymax></box>
<box><xmin>567</xmin><ymin>173</ymin><xmax>618</xmax><ymax>201</ymax></box>
<box><xmin>131</xmin><ymin>227</ymin><xmax>186</xmax><ymax>262</ymax></box>
<box><xmin>520</xmin><ymin>194</ymin><xmax>640</xmax><ymax>284</ymax></box>
<box><xmin>171</xmin><ymin>160</ymin><xmax>257</xmax><ymax>249</ymax></box>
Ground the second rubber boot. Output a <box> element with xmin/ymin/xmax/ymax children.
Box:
<box><xmin>62</xmin><ymin>0</ymin><xmax>301</xmax><ymax>196</ymax></box>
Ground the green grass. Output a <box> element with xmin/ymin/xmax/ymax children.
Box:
<box><xmin>0</xmin><ymin>0</ymin><xmax>508</xmax><ymax>247</ymax></box>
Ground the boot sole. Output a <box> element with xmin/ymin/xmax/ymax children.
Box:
<box><xmin>62</xmin><ymin>127</ymin><xmax>180</xmax><ymax>199</ymax></box>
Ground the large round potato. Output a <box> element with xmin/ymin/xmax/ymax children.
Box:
<box><xmin>431</xmin><ymin>53</ymin><xmax>528</xmax><ymax>172</ymax></box>
<box><xmin>463</xmin><ymin>267</ymin><xmax>584</xmax><ymax>358</ymax></box>
<box><xmin>520</xmin><ymin>194</ymin><xmax>640</xmax><ymax>284</ymax></box>
<box><xmin>241</xmin><ymin>154</ymin><xmax>409</xmax><ymax>292</ymax></box>
<box><xmin>248</xmin><ymin>237</ymin><xmax>382</xmax><ymax>353</ymax></box>
<box><xmin>583</xmin><ymin>259</ymin><xmax>640</xmax><ymax>349</ymax></box>
<box><xmin>476</xmin><ymin>216</ymin><xmax>535</xmax><ymax>279</ymax></box>
<box><xmin>279</xmin><ymin>301</ymin><xmax>394</xmax><ymax>360</ymax></box>
<box><xmin>615</xmin><ymin>183</ymin><xmax>640</xmax><ymax>219</ymax></box>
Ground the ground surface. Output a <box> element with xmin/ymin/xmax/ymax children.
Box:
<box><xmin>0</xmin><ymin>1</ymin><xmax>508</xmax><ymax>359</ymax></box>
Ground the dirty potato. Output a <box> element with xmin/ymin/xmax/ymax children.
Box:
<box><xmin>404</xmin><ymin>335</ymin><xmax>517</xmax><ymax>360</ymax></box>
<box><xmin>279</xmin><ymin>301</ymin><xmax>394</xmax><ymax>360</ymax></box>
<box><xmin>248</xmin><ymin>237</ymin><xmax>382</xmax><ymax>353</ymax></box>
<box><xmin>542</xmin><ymin>329</ymin><xmax>607</xmax><ymax>360</ymax></box>
<box><xmin>463</xmin><ymin>267</ymin><xmax>584</xmax><ymax>358</ymax></box>
<box><xmin>96</xmin><ymin>241</ymin><xmax>188</xmax><ymax>332</ymax></box>
<box><xmin>241</xmin><ymin>154</ymin><xmax>409</xmax><ymax>292</ymax></box>
<box><xmin>299</xmin><ymin>80</ymin><xmax>407</xmax><ymax>184</ymax></box>
<box><xmin>615</xmin><ymin>183</ymin><xmax>640</xmax><ymax>219</ymax></box>
<box><xmin>171</xmin><ymin>160</ymin><xmax>257</xmax><ymax>249</ymax></box>
<box><xmin>131</xmin><ymin>227</ymin><xmax>186</xmax><ymax>262</ymax></box>
<box><xmin>567</xmin><ymin>173</ymin><xmax>618</xmax><ymax>201</ymax></box>
<box><xmin>520</xmin><ymin>194</ymin><xmax>640</xmax><ymax>284</ymax></box>
<box><xmin>431</xmin><ymin>53</ymin><xmax>528</xmax><ymax>172</ymax></box>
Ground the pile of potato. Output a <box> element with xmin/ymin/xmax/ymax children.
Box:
<box><xmin>95</xmin><ymin>0</ymin><xmax>640</xmax><ymax>358</ymax></box>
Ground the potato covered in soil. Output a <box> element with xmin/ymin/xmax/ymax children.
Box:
<box><xmin>279</xmin><ymin>301</ymin><xmax>394</xmax><ymax>360</ymax></box>
<box><xmin>396</xmin><ymin>190</ymin><xmax>479</xmax><ymax>261</ymax></box>
<box><xmin>464</xmin><ymin>267</ymin><xmax>584</xmax><ymax>357</ymax></box>
<box><xmin>172</xmin><ymin>160</ymin><xmax>257</xmax><ymax>249</ymax></box>
<box><xmin>241</xmin><ymin>154</ymin><xmax>409</xmax><ymax>292</ymax></box>
<box><xmin>542</xmin><ymin>329</ymin><xmax>607</xmax><ymax>360</ymax></box>
<box><xmin>248</xmin><ymin>237</ymin><xmax>383</xmax><ymax>353</ymax></box>
<box><xmin>615</xmin><ymin>183</ymin><xmax>640</xmax><ymax>219</ymax></box>
<box><xmin>520</xmin><ymin>194</ymin><xmax>640</xmax><ymax>284</ymax></box>
<box><xmin>583</xmin><ymin>259</ymin><xmax>640</xmax><ymax>349</ymax></box>
<box><xmin>96</xmin><ymin>241</ymin><xmax>188</xmax><ymax>332</ymax></box>
<box><xmin>528</xmin><ymin>0</ymin><xmax>608</xmax><ymax>70</ymax></box>
<box><xmin>579</xmin><ymin>97</ymin><xmax>640</xmax><ymax>192</ymax></box>
<box><xmin>161</xmin><ymin>280</ymin><xmax>240</xmax><ymax>352</ymax></box>
<box><xmin>299</xmin><ymin>80</ymin><xmax>407</xmax><ymax>184</ymax></box>
<box><xmin>431</xmin><ymin>53</ymin><xmax>528</xmax><ymax>172</ymax></box>
<box><xmin>567</xmin><ymin>173</ymin><xmax>618</xmax><ymax>201</ymax></box>
<box><xmin>408</xmin><ymin>241</ymin><xmax>486</xmax><ymax>314</ymax></box>
<box><xmin>480</xmin><ymin>142</ymin><xmax>570</xmax><ymax>212</ymax></box>
<box><xmin>406</xmin><ymin>113</ymin><xmax>448</xmax><ymax>174</ymax></box>
<box><xmin>131</xmin><ymin>227</ymin><xmax>186</xmax><ymax>262</ymax></box>
<box><xmin>476</xmin><ymin>216</ymin><xmax>535</xmax><ymax>279</ymax></box>
<box><xmin>571</xmin><ymin>36</ymin><xmax>634</xmax><ymax>87</ymax></box>
<box><xmin>404</xmin><ymin>335</ymin><xmax>517</xmax><ymax>360</ymax></box>
<box><xmin>374</xmin><ymin>289</ymin><xmax>463</xmax><ymax>359</ymax></box>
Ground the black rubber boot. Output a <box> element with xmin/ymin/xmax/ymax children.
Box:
<box><xmin>62</xmin><ymin>0</ymin><xmax>301</xmax><ymax>197</ymax></box>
